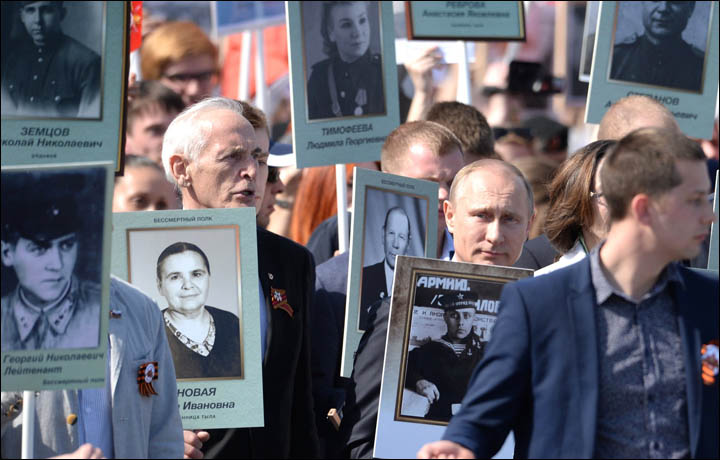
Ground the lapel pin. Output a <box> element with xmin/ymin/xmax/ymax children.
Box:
<box><xmin>270</xmin><ymin>287</ymin><xmax>293</xmax><ymax>318</ymax></box>
<box><xmin>137</xmin><ymin>361</ymin><xmax>159</xmax><ymax>396</ymax></box>
<box><xmin>701</xmin><ymin>340</ymin><xmax>718</xmax><ymax>386</ymax></box>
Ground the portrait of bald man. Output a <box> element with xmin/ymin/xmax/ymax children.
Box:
<box><xmin>358</xmin><ymin>196</ymin><xmax>426</xmax><ymax>331</ymax></box>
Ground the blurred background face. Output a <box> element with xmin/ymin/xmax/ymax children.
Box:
<box><xmin>1</xmin><ymin>233</ymin><xmax>77</xmax><ymax>306</ymax></box>
<box><xmin>158</xmin><ymin>250</ymin><xmax>209</xmax><ymax>315</ymax></box>
<box><xmin>125</xmin><ymin>106</ymin><xmax>180</xmax><ymax>164</ymax></box>
<box><xmin>113</xmin><ymin>166</ymin><xmax>180</xmax><ymax>212</ymax></box>
<box><xmin>329</xmin><ymin>2</ymin><xmax>370</xmax><ymax>62</ymax></box>
<box><xmin>444</xmin><ymin>308</ymin><xmax>475</xmax><ymax>342</ymax></box>
<box><xmin>642</xmin><ymin>1</ymin><xmax>694</xmax><ymax>41</ymax></box>
<box><xmin>383</xmin><ymin>210</ymin><xmax>410</xmax><ymax>269</ymax></box>
<box><xmin>20</xmin><ymin>1</ymin><xmax>64</xmax><ymax>46</ymax></box>
<box><xmin>160</xmin><ymin>54</ymin><xmax>217</xmax><ymax>106</ymax></box>
<box><xmin>392</xmin><ymin>145</ymin><xmax>464</xmax><ymax>254</ymax></box>
<box><xmin>257</xmin><ymin>167</ymin><xmax>285</xmax><ymax>228</ymax></box>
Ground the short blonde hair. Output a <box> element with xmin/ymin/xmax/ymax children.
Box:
<box><xmin>381</xmin><ymin>121</ymin><xmax>463</xmax><ymax>173</ymax></box>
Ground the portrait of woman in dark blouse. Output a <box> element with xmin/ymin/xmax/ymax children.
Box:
<box><xmin>156</xmin><ymin>241</ymin><xmax>241</xmax><ymax>379</ymax></box>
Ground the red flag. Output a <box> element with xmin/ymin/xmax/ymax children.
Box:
<box><xmin>130</xmin><ymin>1</ymin><xmax>143</xmax><ymax>52</ymax></box>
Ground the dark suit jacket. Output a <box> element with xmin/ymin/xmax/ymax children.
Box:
<box><xmin>312</xmin><ymin>252</ymin><xmax>351</xmax><ymax>458</ymax></box>
<box><xmin>513</xmin><ymin>234</ymin><xmax>558</xmax><ymax>270</ymax></box>
<box><xmin>359</xmin><ymin>261</ymin><xmax>389</xmax><ymax>330</ymax></box>
<box><xmin>444</xmin><ymin>259</ymin><xmax>719</xmax><ymax>458</ymax></box>
<box><xmin>205</xmin><ymin>228</ymin><xmax>319</xmax><ymax>458</ymax></box>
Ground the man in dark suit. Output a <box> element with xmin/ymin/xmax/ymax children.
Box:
<box><xmin>163</xmin><ymin>97</ymin><xmax>319</xmax><ymax>458</ymax></box>
<box><xmin>343</xmin><ymin>159</ymin><xmax>534</xmax><ymax>458</ymax></box>
<box><xmin>312</xmin><ymin>121</ymin><xmax>464</xmax><ymax>457</ymax></box>
<box><xmin>419</xmin><ymin>128</ymin><xmax>718</xmax><ymax>458</ymax></box>
<box><xmin>358</xmin><ymin>207</ymin><xmax>411</xmax><ymax>330</ymax></box>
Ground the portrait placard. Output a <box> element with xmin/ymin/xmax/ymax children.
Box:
<box><xmin>111</xmin><ymin>208</ymin><xmax>263</xmax><ymax>429</ymax></box>
<box><xmin>405</xmin><ymin>1</ymin><xmax>525</xmax><ymax>41</ymax></box>
<box><xmin>585</xmin><ymin>1</ymin><xmax>719</xmax><ymax>139</ymax></box>
<box><xmin>286</xmin><ymin>1</ymin><xmax>400</xmax><ymax>168</ymax></box>
<box><xmin>579</xmin><ymin>0</ymin><xmax>599</xmax><ymax>82</ymax></box>
<box><xmin>341</xmin><ymin>168</ymin><xmax>438</xmax><ymax>377</ymax></box>
<box><xmin>1</xmin><ymin>162</ymin><xmax>114</xmax><ymax>391</ymax></box>
<box><xmin>215</xmin><ymin>1</ymin><xmax>285</xmax><ymax>36</ymax></box>
<box><xmin>373</xmin><ymin>256</ymin><xmax>532</xmax><ymax>458</ymax></box>
<box><xmin>1</xmin><ymin>1</ymin><xmax>129</xmax><ymax>173</ymax></box>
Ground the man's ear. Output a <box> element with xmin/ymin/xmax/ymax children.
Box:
<box><xmin>630</xmin><ymin>194</ymin><xmax>652</xmax><ymax>226</ymax></box>
<box><xmin>169</xmin><ymin>154</ymin><xmax>191</xmax><ymax>188</ymax></box>
<box><xmin>443</xmin><ymin>200</ymin><xmax>455</xmax><ymax>234</ymax></box>
<box><xmin>526</xmin><ymin>210</ymin><xmax>536</xmax><ymax>240</ymax></box>
<box><xmin>1</xmin><ymin>241</ymin><xmax>15</xmax><ymax>267</ymax></box>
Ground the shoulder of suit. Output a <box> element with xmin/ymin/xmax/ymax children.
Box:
<box><xmin>59</xmin><ymin>34</ymin><xmax>100</xmax><ymax>62</ymax></box>
<box><xmin>616</xmin><ymin>33</ymin><xmax>639</xmax><ymax>47</ymax></box>
<box><xmin>689</xmin><ymin>44</ymin><xmax>705</xmax><ymax>60</ymax></box>
<box><xmin>311</xmin><ymin>57</ymin><xmax>332</xmax><ymax>72</ymax></box>
<box><xmin>110</xmin><ymin>275</ymin><xmax>161</xmax><ymax>319</ymax></box>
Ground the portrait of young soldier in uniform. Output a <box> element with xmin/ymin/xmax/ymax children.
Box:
<box><xmin>402</xmin><ymin>291</ymin><xmax>484</xmax><ymax>423</ymax></box>
<box><xmin>1</xmin><ymin>169</ymin><xmax>106</xmax><ymax>351</ymax></box>
<box><xmin>1</xmin><ymin>1</ymin><xmax>102</xmax><ymax>118</ymax></box>
<box><xmin>302</xmin><ymin>1</ymin><xmax>386</xmax><ymax>120</ymax></box>
<box><xmin>609</xmin><ymin>1</ymin><xmax>709</xmax><ymax>93</ymax></box>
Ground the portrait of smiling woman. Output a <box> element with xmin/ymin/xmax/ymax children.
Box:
<box><xmin>304</xmin><ymin>1</ymin><xmax>386</xmax><ymax>120</ymax></box>
<box><xmin>156</xmin><ymin>241</ymin><xmax>241</xmax><ymax>379</ymax></box>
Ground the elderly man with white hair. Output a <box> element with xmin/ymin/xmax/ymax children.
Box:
<box><xmin>161</xmin><ymin>97</ymin><xmax>319</xmax><ymax>459</ymax></box>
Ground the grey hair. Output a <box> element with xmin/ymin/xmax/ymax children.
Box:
<box><xmin>161</xmin><ymin>97</ymin><xmax>245</xmax><ymax>185</ymax></box>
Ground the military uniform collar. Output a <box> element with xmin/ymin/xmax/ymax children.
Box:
<box><xmin>334</xmin><ymin>51</ymin><xmax>373</xmax><ymax>73</ymax></box>
<box><xmin>13</xmin><ymin>276</ymin><xmax>78</xmax><ymax>343</ymax></box>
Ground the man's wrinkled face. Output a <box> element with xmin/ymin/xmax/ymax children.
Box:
<box><xmin>20</xmin><ymin>1</ymin><xmax>65</xmax><ymax>46</ymax></box>
<box><xmin>642</xmin><ymin>1</ymin><xmax>695</xmax><ymax>41</ymax></box>
<box><xmin>445</xmin><ymin>168</ymin><xmax>532</xmax><ymax>266</ymax></box>
<box><xmin>182</xmin><ymin>110</ymin><xmax>266</xmax><ymax>210</ymax></box>
<box><xmin>382</xmin><ymin>209</ymin><xmax>410</xmax><ymax>269</ymax></box>
<box><xmin>1</xmin><ymin>233</ymin><xmax>77</xmax><ymax>306</ymax></box>
<box><xmin>444</xmin><ymin>307</ymin><xmax>476</xmax><ymax>342</ymax></box>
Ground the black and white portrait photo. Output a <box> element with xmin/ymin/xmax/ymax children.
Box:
<box><xmin>398</xmin><ymin>273</ymin><xmax>506</xmax><ymax>424</ymax></box>
<box><xmin>302</xmin><ymin>1</ymin><xmax>386</xmax><ymax>121</ymax></box>
<box><xmin>1</xmin><ymin>1</ymin><xmax>104</xmax><ymax>119</ymax></box>
<box><xmin>358</xmin><ymin>189</ymin><xmax>426</xmax><ymax>331</ymax></box>
<box><xmin>1</xmin><ymin>166</ymin><xmax>107</xmax><ymax>351</ymax></box>
<box><xmin>127</xmin><ymin>227</ymin><xmax>243</xmax><ymax>380</ymax></box>
<box><xmin>609</xmin><ymin>1</ymin><xmax>711</xmax><ymax>93</ymax></box>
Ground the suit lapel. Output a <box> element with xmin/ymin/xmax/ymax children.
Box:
<box><xmin>566</xmin><ymin>258</ymin><xmax>599</xmax><ymax>457</ymax></box>
<box><xmin>672</xmin><ymin>276</ymin><xmax>701</xmax><ymax>457</ymax></box>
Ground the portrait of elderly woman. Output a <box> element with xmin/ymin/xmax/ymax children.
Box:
<box><xmin>156</xmin><ymin>241</ymin><xmax>242</xmax><ymax>379</ymax></box>
<box><xmin>303</xmin><ymin>1</ymin><xmax>386</xmax><ymax>120</ymax></box>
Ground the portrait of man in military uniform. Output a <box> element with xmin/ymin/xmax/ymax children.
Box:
<box><xmin>402</xmin><ymin>291</ymin><xmax>484</xmax><ymax>423</ymax></box>
<box><xmin>1</xmin><ymin>168</ymin><xmax>106</xmax><ymax>351</ymax></box>
<box><xmin>302</xmin><ymin>1</ymin><xmax>386</xmax><ymax>121</ymax></box>
<box><xmin>609</xmin><ymin>1</ymin><xmax>708</xmax><ymax>93</ymax></box>
<box><xmin>1</xmin><ymin>1</ymin><xmax>103</xmax><ymax>118</ymax></box>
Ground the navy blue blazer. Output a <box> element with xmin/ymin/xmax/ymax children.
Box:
<box><xmin>444</xmin><ymin>258</ymin><xmax>719</xmax><ymax>459</ymax></box>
